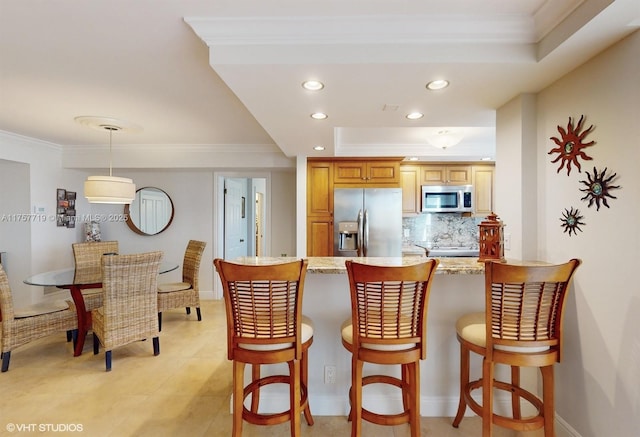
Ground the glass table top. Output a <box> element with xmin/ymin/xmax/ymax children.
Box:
<box><xmin>24</xmin><ymin>261</ymin><xmax>179</xmax><ymax>287</ymax></box>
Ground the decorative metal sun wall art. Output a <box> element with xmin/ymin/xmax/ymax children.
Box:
<box><xmin>579</xmin><ymin>167</ymin><xmax>620</xmax><ymax>210</ymax></box>
<box><xmin>560</xmin><ymin>207</ymin><xmax>585</xmax><ymax>236</ymax></box>
<box><xmin>549</xmin><ymin>115</ymin><xmax>595</xmax><ymax>176</ymax></box>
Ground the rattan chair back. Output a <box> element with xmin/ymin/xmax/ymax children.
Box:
<box><xmin>346</xmin><ymin>260</ymin><xmax>439</xmax><ymax>359</ymax></box>
<box><xmin>484</xmin><ymin>259</ymin><xmax>581</xmax><ymax>362</ymax></box>
<box><xmin>93</xmin><ymin>251</ymin><xmax>163</xmax><ymax>351</ymax></box>
<box><xmin>214</xmin><ymin>259</ymin><xmax>308</xmax><ymax>361</ymax></box>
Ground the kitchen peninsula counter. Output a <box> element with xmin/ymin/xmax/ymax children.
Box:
<box><xmin>232</xmin><ymin>255</ymin><xmax>486</xmax><ymax>275</ymax></box>
<box><xmin>226</xmin><ymin>256</ymin><xmax>494</xmax><ymax>417</ymax></box>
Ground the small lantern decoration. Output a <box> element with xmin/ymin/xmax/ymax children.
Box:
<box><xmin>478</xmin><ymin>212</ymin><xmax>506</xmax><ymax>262</ymax></box>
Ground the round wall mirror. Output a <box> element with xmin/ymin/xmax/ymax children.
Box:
<box><xmin>124</xmin><ymin>187</ymin><xmax>174</xmax><ymax>236</ymax></box>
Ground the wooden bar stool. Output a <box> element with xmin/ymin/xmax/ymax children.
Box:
<box><xmin>342</xmin><ymin>259</ymin><xmax>439</xmax><ymax>437</ymax></box>
<box><xmin>452</xmin><ymin>259</ymin><xmax>581</xmax><ymax>436</ymax></box>
<box><xmin>213</xmin><ymin>258</ymin><xmax>314</xmax><ymax>437</ymax></box>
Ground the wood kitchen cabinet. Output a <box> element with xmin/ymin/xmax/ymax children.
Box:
<box><xmin>334</xmin><ymin>160</ymin><xmax>400</xmax><ymax>186</ymax></box>
<box><xmin>421</xmin><ymin>165</ymin><xmax>471</xmax><ymax>185</ymax></box>
<box><xmin>400</xmin><ymin>165</ymin><xmax>420</xmax><ymax>216</ymax></box>
<box><xmin>307</xmin><ymin>160</ymin><xmax>333</xmax><ymax>256</ymax></box>
<box><xmin>472</xmin><ymin>164</ymin><xmax>494</xmax><ymax>216</ymax></box>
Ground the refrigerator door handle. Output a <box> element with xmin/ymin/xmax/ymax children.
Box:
<box><xmin>363</xmin><ymin>209</ymin><xmax>369</xmax><ymax>257</ymax></box>
<box><xmin>357</xmin><ymin>209</ymin><xmax>364</xmax><ymax>257</ymax></box>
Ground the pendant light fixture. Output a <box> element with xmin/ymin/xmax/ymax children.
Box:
<box><xmin>76</xmin><ymin>116</ymin><xmax>138</xmax><ymax>204</ymax></box>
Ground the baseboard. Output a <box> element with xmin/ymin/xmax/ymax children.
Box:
<box><xmin>556</xmin><ymin>414</ymin><xmax>582</xmax><ymax>437</ymax></box>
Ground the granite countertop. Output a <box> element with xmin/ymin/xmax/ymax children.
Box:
<box><xmin>230</xmin><ymin>256</ymin><xmax>486</xmax><ymax>275</ymax></box>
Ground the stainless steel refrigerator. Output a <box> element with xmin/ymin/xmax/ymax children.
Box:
<box><xmin>333</xmin><ymin>187</ymin><xmax>402</xmax><ymax>257</ymax></box>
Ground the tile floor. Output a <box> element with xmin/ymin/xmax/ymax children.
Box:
<box><xmin>1</xmin><ymin>300</ymin><xmax>543</xmax><ymax>436</ymax></box>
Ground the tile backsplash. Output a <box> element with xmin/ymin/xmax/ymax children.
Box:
<box><xmin>403</xmin><ymin>213</ymin><xmax>482</xmax><ymax>248</ymax></box>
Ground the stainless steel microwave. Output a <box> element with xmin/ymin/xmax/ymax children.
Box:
<box><xmin>421</xmin><ymin>185</ymin><xmax>473</xmax><ymax>213</ymax></box>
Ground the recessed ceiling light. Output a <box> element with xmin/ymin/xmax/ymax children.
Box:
<box><xmin>406</xmin><ymin>112</ymin><xmax>424</xmax><ymax>120</ymax></box>
<box><xmin>310</xmin><ymin>112</ymin><xmax>328</xmax><ymax>120</ymax></box>
<box><xmin>313</xmin><ymin>145</ymin><xmax>325</xmax><ymax>151</ymax></box>
<box><xmin>302</xmin><ymin>80</ymin><xmax>324</xmax><ymax>91</ymax></box>
<box><xmin>426</xmin><ymin>80</ymin><xmax>450</xmax><ymax>90</ymax></box>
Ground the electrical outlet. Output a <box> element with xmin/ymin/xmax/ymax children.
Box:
<box><xmin>324</xmin><ymin>365</ymin><xmax>336</xmax><ymax>384</ymax></box>
<box><xmin>403</xmin><ymin>228</ymin><xmax>410</xmax><ymax>238</ymax></box>
<box><xmin>504</xmin><ymin>233</ymin><xmax>511</xmax><ymax>250</ymax></box>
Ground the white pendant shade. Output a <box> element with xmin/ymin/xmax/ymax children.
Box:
<box><xmin>84</xmin><ymin>176</ymin><xmax>136</xmax><ymax>204</ymax></box>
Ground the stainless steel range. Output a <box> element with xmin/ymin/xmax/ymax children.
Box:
<box><xmin>415</xmin><ymin>244</ymin><xmax>479</xmax><ymax>258</ymax></box>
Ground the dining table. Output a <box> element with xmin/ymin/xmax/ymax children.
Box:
<box><xmin>24</xmin><ymin>260</ymin><xmax>178</xmax><ymax>356</ymax></box>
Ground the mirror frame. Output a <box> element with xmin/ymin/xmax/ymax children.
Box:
<box><xmin>124</xmin><ymin>187</ymin><xmax>175</xmax><ymax>236</ymax></box>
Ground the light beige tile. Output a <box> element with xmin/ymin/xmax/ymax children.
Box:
<box><xmin>1</xmin><ymin>300</ymin><xmax>547</xmax><ymax>437</ymax></box>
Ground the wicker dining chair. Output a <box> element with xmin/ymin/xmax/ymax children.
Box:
<box><xmin>452</xmin><ymin>259</ymin><xmax>581</xmax><ymax>437</ymax></box>
<box><xmin>157</xmin><ymin>240</ymin><xmax>206</xmax><ymax>331</ymax></box>
<box><xmin>213</xmin><ymin>258</ymin><xmax>314</xmax><ymax>437</ymax></box>
<box><xmin>72</xmin><ymin>241</ymin><xmax>119</xmax><ymax>312</ymax></box>
<box><xmin>91</xmin><ymin>251</ymin><xmax>163</xmax><ymax>371</ymax></box>
<box><xmin>342</xmin><ymin>259</ymin><xmax>439</xmax><ymax>437</ymax></box>
<box><xmin>0</xmin><ymin>264</ymin><xmax>78</xmax><ymax>372</ymax></box>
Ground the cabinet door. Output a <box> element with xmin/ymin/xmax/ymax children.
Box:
<box><xmin>400</xmin><ymin>166</ymin><xmax>420</xmax><ymax>215</ymax></box>
<box><xmin>421</xmin><ymin>166</ymin><xmax>447</xmax><ymax>185</ymax></box>
<box><xmin>421</xmin><ymin>165</ymin><xmax>471</xmax><ymax>185</ymax></box>
<box><xmin>307</xmin><ymin>161</ymin><xmax>333</xmax><ymax>216</ymax></box>
<box><xmin>472</xmin><ymin>165</ymin><xmax>494</xmax><ymax>216</ymax></box>
<box><xmin>307</xmin><ymin>217</ymin><xmax>333</xmax><ymax>256</ymax></box>
<box><xmin>367</xmin><ymin>161</ymin><xmax>400</xmax><ymax>185</ymax></box>
<box><xmin>333</xmin><ymin>161</ymin><xmax>367</xmax><ymax>184</ymax></box>
<box><xmin>334</xmin><ymin>160</ymin><xmax>400</xmax><ymax>186</ymax></box>
<box><xmin>447</xmin><ymin>165</ymin><xmax>472</xmax><ymax>185</ymax></box>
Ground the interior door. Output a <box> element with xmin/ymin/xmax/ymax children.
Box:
<box><xmin>139</xmin><ymin>189</ymin><xmax>170</xmax><ymax>234</ymax></box>
<box><xmin>224</xmin><ymin>178</ymin><xmax>248</xmax><ymax>260</ymax></box>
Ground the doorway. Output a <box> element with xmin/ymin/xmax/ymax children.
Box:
<box><xmin>214</xmin><ymin>173</ymin><xmax>269</xmax><ymax>262</ymax></box>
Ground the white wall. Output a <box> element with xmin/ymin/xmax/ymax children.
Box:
<box><xmin>0</xmin><ymin>135</ymin><xmax>298</xmax><ymax>304</ymax></box>
<box><xmin>497</xmin><ymin>30</ymin><xmax>639</xmax><ymax>436</ymax></box>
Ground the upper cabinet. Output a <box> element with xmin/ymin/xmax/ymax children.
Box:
<box><xmin>472</xmin><ymin>165</ymin><xmax>494</xmax><ymax>216</ymax></box>
<box><xmin>400</xmin><ymin>165</ymin><xmax>420</xmax><ymax>216</ymax></box>
<box><xmin>307</xmin><ymin>161</ymin><xmax>333</xmax><ymax>216</ymax></box>
<box><xmin>334</xmin><ymin>160</ymin><xmax>401</xmax><ymax>187</ymax></box>
<box><xmin>421</xmin><ymin>165</ymin><xmax>471</xmax><ymax>185</ymax></box>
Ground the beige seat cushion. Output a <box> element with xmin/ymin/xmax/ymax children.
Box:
<box><xmin>341</xmin><ymin>318</ymin><xmax>417</xmax><ymax>351</ymax></box>
<box><xmin>239</xmin><ymin>316</ymin><xmax>314</xmax><ymax>351</ymax></box>
<box><xmin>81</xmin><ymin>287</ymin><xmax>102</xmax><ymax>296</ymax></box>
<box><xmin>158</xmin><ymin>282</ymin><xmax>191</xmax><ymax>293</ymax></box>
<box><xmin>456</xmin><ymin>311</ymin><xmax>549</xmax><ymax>353</ymax></box>
<box><xmin>14</xmin><ymin>300</ymin><xmax>71</xmax><ymax>318</ymax></box>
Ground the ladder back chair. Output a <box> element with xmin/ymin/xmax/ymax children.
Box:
<box><xmin>342</xmin><ymin>259</ymin><xmax>439</xmax><ymax>437</ymax></box>
<box><xmin>452</xmin><ymin>258</ymin><xmax>581</xmax><ymax>436</ymax></box>
<box><xmin>213</xmin><ymin>258</ymin><xmax>314</xmax><ymax>437</ymax></box>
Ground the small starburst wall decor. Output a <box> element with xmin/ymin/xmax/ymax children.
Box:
<box><xmin>560</xmin><ymin>207</ymin><xmax>585</xmax><ymax>236</ymax></box>
<box><xmin>549</xmin><ymin>115</ymin><xmax>595</xmax><ymax>176</ymax></box>
<box><xmin>579</xmin><ymin>167</ymin><xmax>620</xmax><ymax>210</ymax></box>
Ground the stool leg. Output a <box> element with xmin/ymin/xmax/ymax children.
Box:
<box><xmin>408</xmin><ymin>361</ymin><xmax>420</xmax><ymax>437</ymax></box>
<box><xmin>288</xmin><ymin>359</ymin><xmax>302</xmax><ymax>437</ymax></box>
<box><xmin>302</xmin><ymin>347</ymin><xmax>314</xmax><ymax>426</ymax></box>
<box><xmin>401</xmin><ymin>364</ymin><xmax>410</xmax><ymax>412</ymax></box>
<box><xmin>351</xmin><ymin>358</ymin><xmax>363</xmax><ymax>437</ymax></box>
<box><xmin>232</xmin><ymin>360</ymin><xmax>245</xmax><ymax>437</ymax></box>
<box><xmin>510</xmin><ymin>365</ymin><xmax>521</xmax><ymax>419</ymax></box>
<box><xmin>541</xmin><ymin>365</ymin><xmax>555</xmax><ymax>437</ymax></box>
<box><xmin>482</xmin><ymin>358</ymin><xmax>494</xmax><ymax>437</ymax></box>
<box><xmin>250</xmin><ymin>364</ymin><xmax>260</xmax><ymax>413</ymax></box>
<box><xmin>452</xmin><ymin>341</ymin><xmax>470</xmax><ymax>427</ymax></box>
